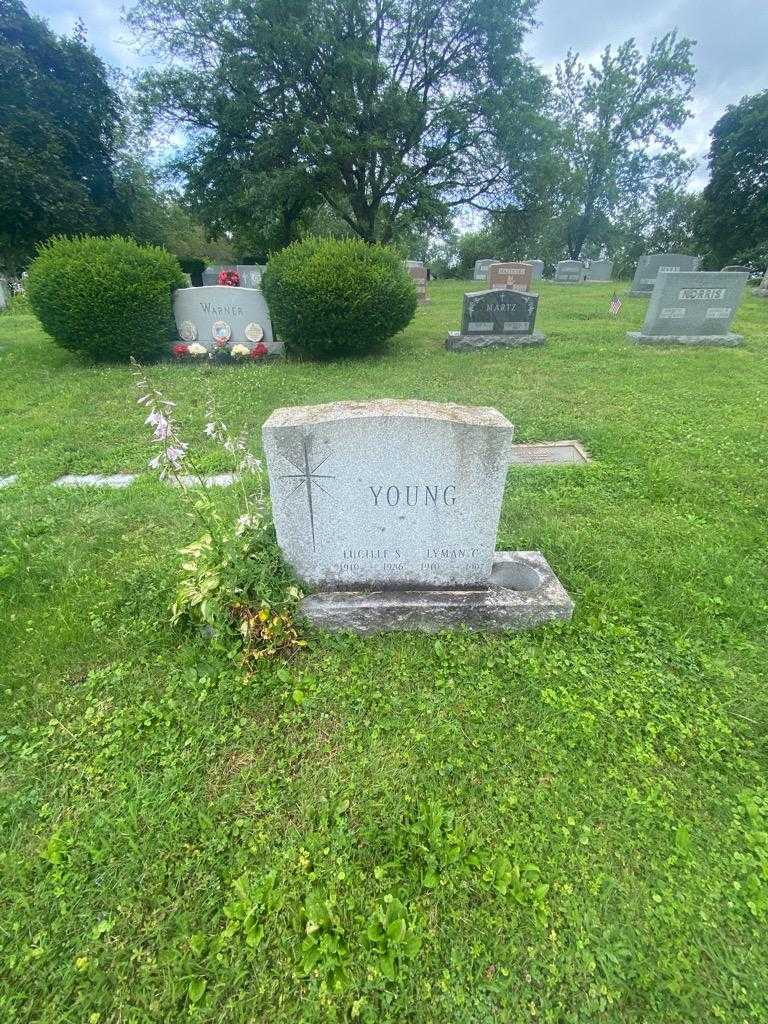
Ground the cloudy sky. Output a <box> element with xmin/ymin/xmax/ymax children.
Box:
<box><xmin>26</xmin><ymin>0</ymin><xmax>768</xmax><ymax>189</ymax></box>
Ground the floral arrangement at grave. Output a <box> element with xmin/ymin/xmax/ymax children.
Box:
<box><xmin>131</xmin><ymin>359</ymin><xmax>304</xmax><ymax>662</ymax></box>
<box><xmin>171</xmin><ymin>340</ymin><xmax>270</xmax><ymax>362</ymax></box>
<box><xmin>218</xmin><ymin>269</ymin><xmax>240</xmax><ymax>286</ymax></box>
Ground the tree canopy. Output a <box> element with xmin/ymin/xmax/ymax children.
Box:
<box><xmin>0</xmin><ymin>0</ymin><xmax>123</xmax><ymax>271</ymax></box>
<box><xmin>128</xmin><ymin>0</ymin><xmax>546</xmax><ymax>249</ymax></box>
<box><xmin>699</xmin><ymin>90</ymin><xmax>768</xmax><ymax>268</ymax></box>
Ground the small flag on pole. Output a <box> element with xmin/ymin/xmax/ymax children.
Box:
<box><xmin>609</xmin><ymin>292</ymin><xmax>622</xmax><ymax>316</ymax></box>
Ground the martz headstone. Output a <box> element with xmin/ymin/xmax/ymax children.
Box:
<box><xmin>445</xmin><ymin>288</ymin><xmax>545</xmax><ymax>350</ymax></box>
<box><xmin>555</xmin><ymin>260</ymin><xmax>586</xmax><ymax>283</ymax></box>
<box><xmin>262</xmin><ymin>400</ymin><xmax>573</xmax><ymax>633</ymax></box>
<box><xmin>407</xmin><ymin>264</ymin><xmax>429</xmax><ymax>304</ymax></box>
<box><xmin>172</xmin><ymin>286</ymin><xmax>283</xmax><ymax>356</ymax></box>
<box><xmin>629</xmin><ymin>254</ymin><xmax>700</xmax><ymax>297</ymax></box>
<box><xmin>474</xmin><ymin>258</ymin><xmax>499</xmax><ymax>281</ymax></box>
<box><xmin>488</xmin><ymin>261</ymin><xmax>533</xmax><ymax>291</ymax></box>
<box><xmin>584</xmin><ymin>259</ymin><xmax>613</xmax><ymax>282</ymax></box>
<box><xmin>628</xmin><ymin>271</ymin><xmax>748</xmax><ymax>346</ymax></box>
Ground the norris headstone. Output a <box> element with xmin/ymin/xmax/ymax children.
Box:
<box><xmin>474</xmin><ymin>258</ymin><xmax>499</xmax><ymax>281</ymax></box>
<box><xmin>555</xmin><ymin>260</ymin><xmax>586</xmax><ymax>283</ymax></box>
<box><xmin>627</xmin><ymin>270</ymin><xmax>748</xmax><ymax>346</ymax></box>
<box><xmin>445</xmin><ymin>288</ymin><xmax>545</xmax><ymax>350</ymax></box>
<box><xmin>488</xmin><ymin>261</ymin><xmax>533</xmax><ymax>291</ymax></box>
<box><xmin>628</xmin><ymin>254</ymin><xmax>700</xmax><ymax>297</ymax></box>
<box><xmin>262</xmin><ymin>400</ymin><xmax>573</xmax><ymax>632</ymax></box>
<box><xmin>584</xmin><ymin>259</ymin><xmax>614</xmax><ymax>282</ymax></box>
<box><xmin>407</xmin><ymin>264</ymin><xmax>429</xmax><ymax>304</ymax></box>
<box><xmin>172</xmin><ymin>286</ymin><xmax>283</xmax><ymax>356</ymax></box>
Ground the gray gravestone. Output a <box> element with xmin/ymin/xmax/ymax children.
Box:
<box><xmin>446</xmin><ymin>288</ymin><xmax>545</xmax><ymax>350</ymax></box>
<box><xmin>474</xmin><ymin>258</ymin><xmax>499</xmax><ymax>281</ymax></box>
<box><xmin>405</xmin><ymin>260</ymin><xmax>424</xmax><ymax>268</ymax></box>
<box><xmin>525</xmin><ymin>260</ymin><xmax>544</xmax><ymax>280</ymax></box>
<box><xmin>629</xmin><ymin>254</ymin><xmax>700</xmax><ymax>296</ymax></box>
<box><xmin>407</xmin><ymin>264</ymin><xmax>429</xmax><ymax>304</ymax></box>
<box><xmin>722</xmin><ymin>265</ymin><xmax>751</xmax><ymax>273</ymax></box>
<box><xmin>584</xmin><ymin>259</ymin><xmax>614</xmax><ymax>282</ymax></box>
<box><xmin>262</xmin><ymin>400</ymin><xmax>573</xmax><ymax>633</ymax></box>
<box><xmin>236</xmin><ymin>265</ymin><xmax>266</xmax><ymax>288</ymax></box>
<box><xmin>202</xmin><ymin>265</ymin><xmax>236</xmax><ymax>286</ymax></box>
<box><xmin>0</xmin><ymin>276</ymin><xmax>11</xmax><ymax>309</ymax></box>
<box><xmin>172</xmin><ymin>286</ymin><xmax>282</xmax><ymax>356</ymax></box>
<box><xmin>555</xmin><ymin>260</ymin><xmax>586</xmax><ymax>283</ymax></box>
<box><xmin>628</xmin><ymin>270</ymin><xmax>748</xmax><ymax>346</ymax></box>
<box><xmin>755</xmin><ymin>268</ymin><xmax>768</xmax><ymax>297</ymax></box>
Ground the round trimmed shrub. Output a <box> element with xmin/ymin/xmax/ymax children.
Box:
<box><xmin>262</xmin><ymin>237</ymin><xmax>417</xmax><ymax>359</ymax></box>
<box><xmin>26</xmin><ymin>235</ymin><xmax>186</xmax><ymax>362</ymax></box>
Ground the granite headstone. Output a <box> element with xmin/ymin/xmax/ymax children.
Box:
<box><xmin>262</xmin><ymin>399</ymin><xmax>573</xmax><ymax>632</ymax></box>
<box><xmin>236</xmin><ymin>265</ymin><xmax>266</xmax><ymax>288</ymax></box>
<box><xmin>554</xmin><ymin>260</ymin><xmax>586</xmax><ymax>283</ymax></box>
<box><xmin>629</xmin><ymin>254</ymin><xmax>700</xmax><ymax>296</ymax></box>
<box><xmin>628</xmin><ymin>270</ymin><xmax>748</xmax><ymax>346</ymax></box>
<box><xmin>488</xmin><ymin>261</ymin><xmax>533</xmax><ymax>291</ymax></box>
<box><xmin>407</xmin><ymin>264</ymin><xmax>429</xmax><ymax>304</ymax></box>
<box><xmin>172</xmin><ymin>286</ymin><xmax>283</xmax><ymax>356</ymax></box>
<box><xmin>446</xmin><ymin>288</ymin><xmax>545</xmax><ymax>350</ymax></box>
<box><xmin>755</xmin><ymin>268</ymin><xmax>768</xmax><ymax>297</ymax></box>
<box><xmin>584</xmin><ymin>259</ymin><xmax>614</xmax><ymax>282</ymax></box>
<box><xmin>474</xmin><ymin>258</ymin><xmax>499</xmax><ymax>281</ymax></box>
<box><xmin>525</xmin><ymin>260</ymin><xmax>544</xmax><ymax>280</ymax></box>
<box><xmin>202</xmin><ymin>264</ymin><xmax>236</xmax><ymax>286</ymax></box>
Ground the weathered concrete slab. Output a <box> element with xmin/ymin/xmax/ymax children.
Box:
<box><xmin>53</xmin><ymin>473</ymin><xmax>137</xmax><ymax>488</ymax></box>
<box><xmin>0</xmin><ymin>474</ymin><xmax>18</xmax><ymax>489</ymax></box>
<box><xmin>171</xmin><ymin>473</ymin><xmax>240</xmax><ymax>488</ymax></box>
<box><xmin>509</xmin><ymin>441</ymin><xmax>590</xmax><ymax>465</ymax></box>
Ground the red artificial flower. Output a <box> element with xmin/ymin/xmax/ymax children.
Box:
<box><xmin>214</xmin><ymin>337</ymin><xmax>228</xmax><ymax>348</ymax></box>
<box><xmin>173</xmin><ymin>343</ymin><xmax>189</xmax><ymax>357</ymax></box>
<box><xmin>251</xmin><ymin>342</ymin><xmax>268</xmax><ymax>359</ymax></box>
<box><xmin>218</xmin><ymin>270</ymin><xmax>240</xmax><ymax>287</ymax></box>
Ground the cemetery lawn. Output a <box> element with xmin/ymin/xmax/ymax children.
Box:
<box><xmin>2</xmin><ymin>281</ymin><xmax>768</xmax><ymax>1023</ymax></box>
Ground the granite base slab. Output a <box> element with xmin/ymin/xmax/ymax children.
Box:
<box><xmin>445</xmin><ymin>331</ymin><xmax>546</xmax><ymax>351</ymax></box>
<box><xmin>627</xmin><ymin>331</ymin><xmax>743</xmax><ymax>347</ymax></box>
<box><xmin>299</xmin><ymin>551</ymin><xmax>573</xmax><ymax>635</ymax></box>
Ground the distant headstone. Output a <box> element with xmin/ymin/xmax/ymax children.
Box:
<box><xmin>236</xmin><ymin>265</ymin><xmax>266</xmax><ymax>288</ymax></box>
<box><xmin>554</xmin><ymin>260</ymin><xmax>586</xmax><ymax>283</ymax></box>
<box><xmin>0</xmin><ymin>277</ymin><xmax>10</xmax><ymax>310</ymax></box>
<box><xmin>488</xmin><ymin>261</ymin><xmax>533</xmax><ymax>291</ymax></box>
<box><xmin>628</xmin><ymin>254</ymin><xmax>700</xmax><ymax>296</ymax></box>
<box><xmin>445</xmin><ymin>288</ymin><xmax>545</xmax><ymax>350</ymax></box>
<box><xmin>172</xmin><ymin>286</ymin><xmax>283</xmax><ymax>357</ymax></box>
<box><xmin>405</xmin><ymin>260</ymin><xmax>424</xmax><ymax>268</ymax></box>
<box><xmin>202</xmin><ymin>264</ymin><xmax>236</xmax><ymax>286</ymax></box>
<box><xmin>474</xmin><ymin>258</ymin><xmax>499</xmax><ymax>281</ymax></box>
<box><xmin>262</xmin><ymin>399</ymin><xmax>573</xmax><ymax>632</ymax></box>
<box><xmin>407</xmin><ymin>264</ymin><xmax>429</xmax><ymax>304</ymax></box>
<box><xmin>754</xmin><ymin>268</ymin><xmax>768</xmax><ymax>297</ymax></box>
<box><xmin>627</xmin><ymin>270</ymin><xmax>748</xmax><ymax>346</ymax></box>
<box><xmin>584</xmin><ymin>259</ymin><xmax>614</xmax><ymax>282</ymax></box>
<box><xmin>525</xmin><ymin>260</ymin><xmax>544</xmax><ymax>280</ymax></box>
<box><xmin>722</xmin><ymin>265</ymin><xmax>751</xmax><ymax>274</ymax></box>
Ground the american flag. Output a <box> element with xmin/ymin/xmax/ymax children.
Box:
<box><xmin>609</xmin><ymin>292</ymin><xmax>622</xmax><ymax>316</ymax></box>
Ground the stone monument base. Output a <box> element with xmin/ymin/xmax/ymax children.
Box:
<box><xmin>626</xmin><ymin>290</ymin><xmax>652</xmax><ymax>298</ymax></box>
<box><xmin>299</xmin><ymin>551</ymin><xmax>573</xmax><ymax>635</ymax></box>
<box><xmin>753</xmin><ymin>288</ymin><xmax>768</xmax><ymax>298</ymax></box>
<box><xmin>627</xmin><ymin>331</ymin><xmax>743</xmax><ymax>347</ymax></box>
<box><xmin>445</xmin><ymin>331</ymin><xmax>546</xmax><ymax>351</ymax></box>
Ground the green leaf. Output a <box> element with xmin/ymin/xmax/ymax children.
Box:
<box><xmin>187</xmin><ymin>978</ymin><xmax>207</xmax><ymax>1003</ymax></box>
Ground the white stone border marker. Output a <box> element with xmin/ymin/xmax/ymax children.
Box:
<box><xmin>53</xmin><ymin>473</ymin><xmax>138</xmax><ymax>488</ymax></box>
<box><xmin>171</xmin><ymin>473</ymin><xmax>240</xmax><ymax>488</ymax></box>
<box><xmin>0</xmin><ymin>474</ymin><xmax>18</xmax><ymax>488</ymax></box>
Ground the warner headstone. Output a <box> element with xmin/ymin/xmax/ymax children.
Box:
<box><xmin>754</xmin><ymin>268</ymin><xmax>768</xmax><ymax>297</ymax></box>
<box><xmin>445</xmin><ymin>288</ymin><xmax>545</xmax><ymax>350</ymax></box>
<box><xmin>525</xmin><ymin>260</ymin><xmax>544</xmax><ymax>280</ymax></box>
<box><xmin>236</xmin><ymin>264</ymin><xmax>266</xmax><ymax>288</ymax></box>
<box><xmin>555</xmin><ymin>260</ymin><xmax>586</xmax><ymax>283</ymax></box>
<box><xmin>262</xmin><ymin>399</ymin><xmax>573</xmax><ymax>633</ymax></box>
<box><xmin>488</xmin><ymin>261</ymin><xmax>533</xmax><ymax>291</ymax></box>
<box><xmin>474</xmin><ymin>258</ymin><xmax>499</xmax><ymax>281</ymax></box>
<box><xmin>172</xmin><ymin>286</ymin><xmax>283</xmax><ymax>356</ymax></box>
<box><xmin>584</xmin><ymin>259</ymin><xmax>614</xmax><ymax>282</ymax></box>
<box><xmin>407</xmin><ymin>264</ymin><xmax>429</xmax><ymax>304</ymax></box>
<box><xmin>628</xmin><ymin>270</ymin><xmax>748</xmax><ymax>346</ymax></box>
<box><xmin>628</xmin><ymin>254</ymin><xmax>700</xmax><ymax>296</ymax></box>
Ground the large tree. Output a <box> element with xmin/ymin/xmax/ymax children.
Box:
<box><xmin>699</xmin><ymin>91</ymin><xmax>768</xmax><ymax>268</ymax></box>
<box><xmin>0</xmin><ymin>0</ymin><xmax>123</xmax><ymax>271</ymax></box>
<box><xmin>128</xmin><ymin>0</ymin><xmax>544</xmax><ymax>247</ymax></box>
<box><xmin>548</xmin><ymin>33</ymin><xmax>696</xmax><ymax>259</ymax></box>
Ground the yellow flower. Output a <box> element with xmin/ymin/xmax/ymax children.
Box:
<box><xmin>230</xmin><ymin>344</ymin><xmax>250</xmax><ymax>358</ymax></box>
<box><xmin>188</xmin><ymin>343</ymin><xmax>207</xmax><ymax>357</ymax></box>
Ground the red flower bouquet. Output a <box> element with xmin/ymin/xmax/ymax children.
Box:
<box><xmin>173</xmin><ymin>343</ymin><xmax>189</xmax><ymax>358</ymax></box>
<box><xmin>218</xmin><ymin>270</ymin><xmax>240</xmax><ymax>287</ymax></box>
<box><xmin>251</xmin><ymin>342</ymin><xmax>269</xmax><ymax>359</ymax></box>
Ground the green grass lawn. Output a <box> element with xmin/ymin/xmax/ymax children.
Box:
<box><xmin>1</xmin><ymin>280</ymin><xmax>767</xmax><ymax>1023</ymax></box>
